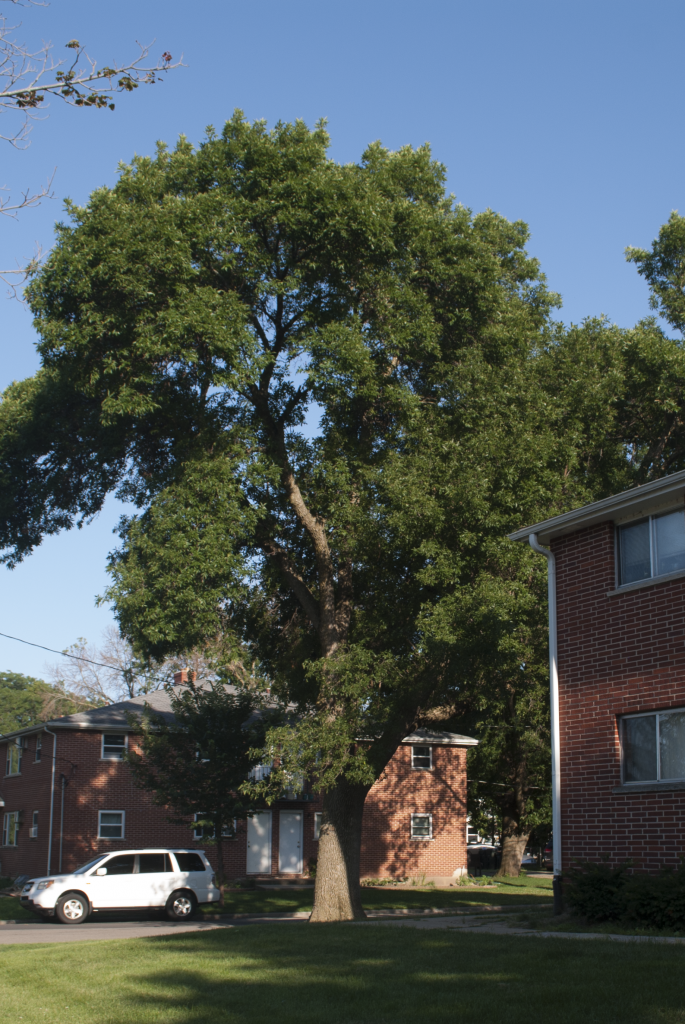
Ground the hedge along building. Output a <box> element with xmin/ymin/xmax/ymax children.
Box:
<box><xmin>510</xmin><ymin>468</ymin><xmax>685</xmax><ymax>899</ymax></box>
<box><xmin>0</xmin><ymin>681</ymin><xmax>477</xmax><ymax>883</ymax></box>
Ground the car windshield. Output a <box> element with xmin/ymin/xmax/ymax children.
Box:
<box><xmin>73</xmin><ymin>855</ymin><xmax>109</xmax><ymax>875</ymax></box>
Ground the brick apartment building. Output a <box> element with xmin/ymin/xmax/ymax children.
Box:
<box><xmin>0</xmin><ymin>686</ymin><xmax>476</xmax><ymax>882</ymax></box>
<box><xmin>510</xmin><ymin>468</ymin><xmax>685</xmax><ymax>874</ymax></box>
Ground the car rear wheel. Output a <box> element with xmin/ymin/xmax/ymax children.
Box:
<box><xmin>55</xmin><ymin>893</ymin><xmax>89</xmax><ymax>925</ymax></box>
<box><xmin>166</xmin><ymin>890</ymin><xmax>197</xmax><ymax>921</ymax></box>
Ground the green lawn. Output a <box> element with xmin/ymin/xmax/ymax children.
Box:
<box><xmin>4</xmin><ymin>922</ymin><xmax>685</xmax><ymax>1023</ymax></box>
<box><xmin>0</xmin><ymin>895</ymin><xmax>34</xmax><ymax>920</ymax></box>
<box><xmin>207</xmin><ymin>875</ymin><xmax>553</xmax><ymax>915</ymax></box>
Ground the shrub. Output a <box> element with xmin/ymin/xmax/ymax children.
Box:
<box><xmin>565</xmin><ymin>860</ymin><xmax>685</xmax><ymax>929</ymax></box>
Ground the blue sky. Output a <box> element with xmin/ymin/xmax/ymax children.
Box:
<box><xmin>0</xmin><ymin>0</ymin><xmax>683</xmax><ymax>677</ymax></box>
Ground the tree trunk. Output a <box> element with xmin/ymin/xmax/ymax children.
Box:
<box><xmin>310</xmin><ymin>779</ymin><xmax>369</xmax><ymax>922</ymax></box>
<box><xmin>496</xmin><ymin>831</ymin><xmax>530</xmax><ymax>877</ymax></box>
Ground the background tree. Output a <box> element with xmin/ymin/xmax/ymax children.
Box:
<box><xmin>125</xmin><ymin>679</ymin><xmax>270</xmax><ymax>903</ymax></box>
<box><xmin>0</xmin><ymin>669</ymin><xmax>80</xmax><ymax>733</ymax></box>
<box><xmin>0</xmin><ymin>113</ymin><xmax>580</xmax><ymax>918</ymax></box>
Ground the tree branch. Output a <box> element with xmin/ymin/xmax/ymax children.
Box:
<box><xmin>262</xmin><ymin>539</ymin><xmax>320</xmax><ymax>630</ymax></box>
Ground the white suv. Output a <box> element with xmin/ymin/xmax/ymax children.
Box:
<box><xmin>20</xmin><ymin>848</ymin><xmax>220</xmax><ymax>924</ymax></box>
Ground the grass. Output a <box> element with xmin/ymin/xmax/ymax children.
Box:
<box><xmin>204</xmin><ymin>874</ymin><xmax>554</xmax><ymax>916</ymax></box>
<box><xmin>4</xmin><ymin>922</ymin><xmax>685</xmax><ymax>1023</ymax></box>
<box><xmin>0</xmin><ymin>895</ymin><xmax>35</xmax><ymax>921</ymax></box>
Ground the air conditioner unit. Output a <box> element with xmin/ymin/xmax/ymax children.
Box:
<box><xmin>28</xmin><ymin>826</ymin><xmax>38</xmax><ymax>839</ymax></box>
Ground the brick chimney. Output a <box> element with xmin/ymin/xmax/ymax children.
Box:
<box><xmin>173</xmin><ymin>670</ymin><xmax>196</xmax><ymax>686</ymax></box>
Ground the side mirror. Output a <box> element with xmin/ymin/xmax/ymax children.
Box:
<box><xmin>95</xmin><ymin>867</ymin><xmax>107</xmax><ymax>876</ymax></box>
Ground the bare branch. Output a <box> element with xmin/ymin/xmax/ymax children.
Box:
<box><xmin>0</xmin><ymin>16</ymin><xmax>184</xmax><ymax>149</ymax></box>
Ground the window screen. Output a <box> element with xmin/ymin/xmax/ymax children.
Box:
<box><xmin>174</xmin><ymin>852</ymin><xmax>205</xmax><ymax>872</ymax></box>
<box><xmin>412</xmin><ymin>745</ymin><xmax>432</xmax><ymax>769</ymax></box>
<box><xmin>410</xmin><ymin>813</ymin><xmax>432</xmax><ymax>839</ymax></box>
<box><xmin>99</xmin><ymin>811</ymin><xmax>124</xmax><ymax>838</ymax></box>
<box><xmin>618</xmin><ymin>510</ymin><xmax>685</xmax><ymax>586</ymax></box>
<box><xmin>102</xmin><ymin>734</ymin><xmax>127</xmax><ymax>759</ymax></box>
<box><xmin>623</xmin><ymin>710</ymin><xmax>685</xmax><ymax>783</ymax></box>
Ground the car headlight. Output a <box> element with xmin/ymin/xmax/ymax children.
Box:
<box><xmin>36</xmin><ymin>880</ymin><xmax>54</xmax><ymax>891</ymax></box>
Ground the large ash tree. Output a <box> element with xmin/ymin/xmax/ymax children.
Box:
<box><xmin>0</xmin><ymin>113</ymin><xmax>576</xmax><ymax>917</ymax></box>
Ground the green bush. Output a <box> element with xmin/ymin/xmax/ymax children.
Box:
<box><xmin>565</xmin><ymin>860</ymin><xmax>685</xmax><ymax>929</ymax></box>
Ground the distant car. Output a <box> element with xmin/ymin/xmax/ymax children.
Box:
<box><xmin>520</xmin><ymin>850</ymin><xmax>538</xmax><ymax>867</ymax></box>
<box><xmin>20</xmin><ymin>848</ymin><xmax>219</xmax><ymax>924</ymax></box>
<box><xmin>543</xmin><ymin>840</ymin><xmax>553</xmax><ymax>870</ymax></box>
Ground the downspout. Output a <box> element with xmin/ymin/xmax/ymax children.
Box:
<box><xmin>528</xmin><ymin>533</ymin><xmax>563</xmax><ymax>915</ymax></box>
<box><xmin>43</xmin><ymin>727</ymin><xmax>57</xmax><ymax>876</ymax></box>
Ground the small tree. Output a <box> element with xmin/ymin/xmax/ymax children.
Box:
<box><xmin>125</xmin><ymin>678</ymin><xmax>269</xmax><ymax>903</ymax></box>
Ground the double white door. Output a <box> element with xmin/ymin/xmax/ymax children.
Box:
<box><xmin>246</xmin><ymin>810</ymin><xmax>303</xmax><ymax>874</ymax></box>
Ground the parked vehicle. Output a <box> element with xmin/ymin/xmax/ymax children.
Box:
<box><xmin>466</xmin><ymin>844</ymin><xmax>502</xmax><ymax>873</ymax></box>
<box><xmin>20</xmin><ymin>849</ymin><xmax>219</xmax><ymax>924</ymax></box>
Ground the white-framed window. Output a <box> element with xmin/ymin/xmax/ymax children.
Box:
<box><xmin>35</xmin><ymin>735</ymin><xmax>42</xmax><ymax>763</ymax></box>
<box><xmin>98</xmin><ymin>810</ymin><xmax>125</xmax><ymax>839</ymax></box>
<box><xmin>617</xmin><ymin>509</ymin><xmax>685</xmax><ymax>586</ymax></box>
<box><xmin>314</xmin><ymin>812</ymin><xmax>323</xmax><ymax>841</ymax></box>
<box><xmin>101</xmin><ymin>734</ymin><xmax>127</xmax><ymax>760</ymax></box>
<box><xmin>410</xmin><ymin>813</ymin><xmax>433</xmax><ymax>840</ymax></box>
<box><xmin>248</xmin><ymin>763</ymin><xmax>272</xmax><ymax>782</ymax></box>
<box><xmin>2</xmin><ymin>811</ymin><xmax>19</xmax><ymax>846</ymax></box>
<box><xmin>622</xmin><ymin>708</ymin><xmax>685</xmax><ymax>783</ymax></box>
<box><xmin>6</xmin><ymin>738</ymin><xmax>22</xmax><ymax>776</ymax></box>
<box><xmin>29</xmin><ymin>810</ymin><xmax>39</xmax><ymax>839</ymax></box>
<box><xmin>467</xmin><ymin>819</ymin><xmax>480</xmax><ymax>844</ymax></box>
<box><xmin>193</xmin><ymin>813</ymin><xmax>237</xmax><ymax>839</ymax></box>
<box><xmin>412</xmin><ymin>745</ymin><xmax>432</xmax><ymax>770</ymax></box>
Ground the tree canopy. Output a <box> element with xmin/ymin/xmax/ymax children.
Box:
<box><xmin>4</xmin><ymin>113</ymin><xmax>685</xmax><ymax>909</ymax></box>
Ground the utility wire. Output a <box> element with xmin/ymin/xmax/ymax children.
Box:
<box><xmin>0</xmin><ymin>629</ymin><xmax>117</xmax><ymax>672</ymax></box>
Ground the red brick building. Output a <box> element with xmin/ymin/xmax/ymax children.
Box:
<box><xmin>510</xmin><ymin>469</ymin><xmax>685</xmax><ymax>876</ymax></box>
<box><xmin>0</xmin><ymin>688</ymin><xmax>475</xmax><ymax>883</ymax></box>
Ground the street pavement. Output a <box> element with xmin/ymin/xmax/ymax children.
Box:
<box><xmin>0</xmin><ymin>913</ymin><xmax>308</xmax><ymax>944</ymax></box>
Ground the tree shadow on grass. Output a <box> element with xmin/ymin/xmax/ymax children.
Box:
<box><xmin>119</xmin><ymin>925</ymin><xmax>685</xmax><ymax>1024</ymax></box>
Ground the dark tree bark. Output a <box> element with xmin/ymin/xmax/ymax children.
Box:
<box><xmin>309</xmin><ymin>779</ymin><xmax>370</xmax><ymax>922</ymax></box>
<box><xmin>497</xmin><ymin>831</ymin><xmax>530</xmax><ymax>877</ymax></box>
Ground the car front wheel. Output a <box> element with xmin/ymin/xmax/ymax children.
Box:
<box><xmin>166</xmin><ymin>890</ymin><xmax>197</xmax><ymax>921</ymax></box>
<box><xmin>55</xmin><ymin>893</ymin><xmax>89</xmax><ymax>925</ymax></box>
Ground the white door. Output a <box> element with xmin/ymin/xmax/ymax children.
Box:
<box><xmin>246</xmin><ymin>811</ymin><xmax>272</xmax><ymax>874</ymax></box>
<box><xmin>279</xmin><ymin>811</ymin><xmax>303</xmax><ymax>874</ymax></box>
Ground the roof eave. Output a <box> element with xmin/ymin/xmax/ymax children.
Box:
<box><xmin>508</xmin><ymin>469</ymin><xmax>685</xmax><ymax>546</ymax></box>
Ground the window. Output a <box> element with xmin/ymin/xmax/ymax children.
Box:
<box><xmin>193</xmin><ymin>813</ymin><xmax>237</xmax><ymax>839</ymax></box>
<box><xmin>174</xmin><ymin>852</ymin><xmax>206</xmax><ymax>872</ymax></box>
<box><xmin>101</xmin><ymin>734</ymin><xmax>127</xmax><ymax>760</ymax></box>
<box><xmin>6</xmin><ymin>738</ymin><xmax>22</xmax><ymax>776</ymax></box>
<box><xmin>410</xmin><ymin>813</ymin><xmax>433</xmax><ymax>840</ymax></box>
<box><xmin>412</xmin><ymin>745</ymin><xmax>432</xmax><ymax>770</ymax></box>
<box><xmin>35</xmin><ymin>735</ymin><xmax>42</xmax><ymax>763</ymax></box>
<box><xmin>2</xmin><ymin>811</ymin><xmax>19</xmax><ymax>846</ymax></box>
<box><xmin>138</xmin><ymin>853</ymin><xmax>172</xmax><ymax>873</ymax></box>
<box><xmin>467</xmin><ymin>820</ymin><xmax>480</xmax><ymax>844</ymax></box>
<box><xmin>622</xmin><ymin>709</ymin><xmax>685</xmax><ymax>783</ymax></box>
<box><xmin>29</xmin><ymin>811</ymin><xmax>38</xmax><ymax>839</ymax></box>
<box><xmin>98</xmin><ymin>810</ymin><xmax>125</xmax><ymax>839</ymax></box>
<box><xmin>248</xmin><ymin>763</ymin><xmax>272</xmax><ymax>782</ymax></box>
<box><xmin>314</xmin><ymin>812</ymin><xmax>323</xmax><ymax>841</ymax></box>
<box><xmin>617</xmin><ymin>509</ymin><xmax>685</xmax><ymax>586</ymax></box>
<box><xmin>103</xmin><ymin>854</ymin><xmax>135</xmax><ymax>874</ymax></box>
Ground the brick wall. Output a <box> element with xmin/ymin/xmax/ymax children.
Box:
<box><xmin>553</xmin><ymin>521</ymin><xmax>685</xmax><ymax>871</ymax></box>
<box><xmin>1</xmin><ymin>731</ymin><xmax>468</xmax><ymax>881</ymax></box>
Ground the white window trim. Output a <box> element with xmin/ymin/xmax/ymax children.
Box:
<box><xmin>35</xmin><ymin>735</ymin><xmax>42</xmax><ymax>763</ymax></box>
<box><xmin>98</xmin><ymin>809</ymin><xmax>126</xmax><ymax>840</ymax></box>
<box><xmin>2</xmin><ymin>810</ymin><xmax>19</xmax><ymax>846</ymax></box>
<box><xmin>615</xmin><ymin>508</ymin><xmax>685</xmax><ymax>589</ymax></box>
<box><xmin>410</xmin><ymin>812</ymin><xmax>433</xmax><ymax>840</ymax></box>
<box><xmin>621</xmin><ymin>706</ymin><xmax>685</xmax><ymax>784</ymax></box>
<box><xmin>313</xmin><ymin>811</ymin><xmax>323</xmax><ymax>841</ymax></box>
<box><xmin>5</xmin><ymin>737</ymin><xmax>23</xmax><ymax>777</ymax></box>
<box><xmin>411</xmin><ymin>745</ymin><xmax>433</xmax><ymax>770</ymax></box>
<box><xmin>29</xmin><ymin>810</ymin><xmax>39</xmax><ymax>839</ymax></box>
<box><xmin>101</xmin><ymin>733</ymin><xmax>128</xmax><ymax>760</ymax></box>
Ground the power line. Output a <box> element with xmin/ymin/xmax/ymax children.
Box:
<box><xmin>0</xmin><ymin>630</ymin><xmax>117</xmax><ymax>672</ymax></box>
